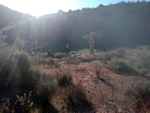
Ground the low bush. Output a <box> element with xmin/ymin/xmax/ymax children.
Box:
<box><xmin>0</xmin><ymin>60</ymin><xmax>16</xmax><ymax>88</ymax></box>
<box><xmin>0</xmin><ymin>74</ymin><xmax>57</xmax><ymax>113</ymax></box>
<box><xmin>0</xmin><ymin>47</ymin><xmax>17</xmax><ymax>88</ymax></box>
<box><xmin>37</xmin><ymin>76</ymin><xmax>56</xmax><ymax>101</ymax></box>
<box><xmin>99</xmin><ymin>48</ymin><xmax>126</xmax><ymax>61</ymax></box>
<box><xmin>0</xmin><ymin>49</ymin><xmax>39</xmax><ymax>98</ymax></box>
<box><xmin>71</xmin><ymin>49</ymin><xmax>90</xmax><ymax>54</ymax></box>
<box><xmin>138</xmin><ymin>68</ymin><xmax>149</xmax><ymax>76</ymax></box>
<box><xmin>66</xmin><ymin>57</ymin><xmax>81</xmax><ymax>64</ymax></box>
<box><xmin>16</xmin><ymin>52</ymin><xmax>38</xmax><ymax>93</ymax></box>
<box><xmin>138</xmin><ymin>50</ymin><xmax>150</xmax><ymax>68</ymax></box>
<box><xmin>116</xmin><ymin>48</ymin><xmax>126</xmax><ymax>58</ymax></box>
<box><xmin>34</xmin><ymin>76</ymin><xmax>57</xmax><ymax>113</ymax></box>
<box><xmin>137</xmin><ymin>45</ymin><xmax>150</xmax><ymax>50</ymax></box>
<box><xmin>0</xmin><ymin>46</ymin><xmax>57</xmax><ymax>113</ymax></box>
<box><xmin>92</xmin><ymin>62</ymin><xmax>101</xmax><ymax>78</ymax></box>
<box><xmin>58</xmin><ymin>73</ymin><xmax>72</xmax><ymax>87</ymax></box>
<box><xmin>17</xmin><ymin>52</ymin><xmax>32</xmax><ymax>76</ymax></box>
<box><xmin>108</xmin><ymin>60</ymin><xmax>137</xmax><ymax>75</ymax></box>
<box><xmin>124</xmin><ymin>80</ymin><xmax>150</xmax><ymax>110</ymax></box>
<box><xmin>0</xmin><ymin>91</ymin><xmax>33</xmax><ymax>113</ymax></box>
<box><xmin>47</xmin><ymin>58</ymin><xmax>60</xmax><ymax>67</ymax></box>
<box><xmin>54</xmin><ymin>52</ymin><xmax>65</xmax><ymax>59</ymax></box>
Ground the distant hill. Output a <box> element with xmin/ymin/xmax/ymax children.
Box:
<box><xmin>0</xmin><ymin>4</ymin><xmax>32</xmax><ymax>28</ymax></box>
<box><xmin>1</xmin><ymin>1</ymin><xmax>150</xmax><ymax>51</ymax></box>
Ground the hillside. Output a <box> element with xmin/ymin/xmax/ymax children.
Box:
<box><xmin>1</xmin><ymin>2</ymin><xmax>150</xmax><ymax>52</ymax></box>
<box><xmin>0</xmin><ymin>2</ymin><xmax>150</xmax><ymax>112</ymax></box>
<box><xmin>1</xmin><ymin>45</ymin><xmax>150</xmax><ymax>112</ymax></box>
<box><xmin>0</xmin><ymin>4</ymin><xmax>32</xmax><ymax>29</ymax></box>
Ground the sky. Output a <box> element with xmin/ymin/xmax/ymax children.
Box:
<box><xmin>0</xmin><ymin>0</ymin><xmax>149</xmax><ymax>16</ymax></box>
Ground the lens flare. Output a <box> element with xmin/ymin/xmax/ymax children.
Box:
<box><xmin>0</xmin><ymin>0</ymin><xmax>78</xmax><ymax>16</ymax></box>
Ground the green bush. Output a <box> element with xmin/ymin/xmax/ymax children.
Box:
<box><xmin>137</xmin><ymin>45</ymin><xmax>150</xmax><ymax>50</ymax></box>
<box><xmin>71</xmin><ymin>49</ymin><xmax>90</xmax><ymax>54</ymax></box>
<box><xmin>47</xmin><ymin>58</ymin><xmax>60</xmax><ymax>67</ymax></box>
<box><xmin>34</xmin><ymin>76</ymin><xmax>57</xmax><ymax>113</ymax></box>
<box><xmin>37</xmin><ymin>76</ymin><xmax>56</xmax><ymax>99</ymax></box>
<box><xmin>0</xmin><ymin>60</ymin><xmax>16</xmax><ymax>87</ymax></box>
<box><xmin>92</xmin><ymin>62</ymin><xmax>101</xmax><ymax>78</ymax></box>
<box><xmin>16</xmin><ymin>52</ymin><xmax>38</xmax><ymax>92</ymax></box>
<box><xmin>0</xmin><ymin>47</ymin><xmax>18</xmax><ymax>88</ymax></box>
<box><xmin>54</xmin><ymin>52</ymin><xmax>65</xmax><ymax>59</ymax></box>
<box><xmin>0</xmin><ymin>47</ymin><xmax>34</xmax><ymax>100</ymax></box>
<box><xmin>108</xmin><ymin>60</ymin><xmax>137</xmax><ymax>75</ymax></box>
<box><xmin>0</xmin><ymin>46</ymin><xmax>58</xmax><ymax>113</ymax></box>
<box><xmin>138</xmin><ymin>50</ymin><xmax>150</xmax><ymax>68</ymax></box>
<box><xmin>116</xmin><ymin>48</ymin><xmax>126</xmax><ymax>58</ymax></box>
<box><xmin>99</xmin><ymin>48</ymin><xmax>126</xmax><ymax>61</ymax></box>
<box><xmin>17</xmin><ymin>52</ymin><xmax>31</xmax><ymax>76</ymax></box>
<box><xmin>138</xmin><ymin>68</ymin><xmax>149</xmax><ymax>76</ymax></box>
<box><xmin>66</xmin><ymin>57</ymin><xmax>81</xmax><ymax>64</ymax></box>
<box><xmin>124</xmin><ymin>80</ymin><xmax>150</xmax><ymax>109</ymax></box>
<box><xmin>0</xmin><ymin>92</ymin><xmax>33</xmax><ymax>113</ymax></box>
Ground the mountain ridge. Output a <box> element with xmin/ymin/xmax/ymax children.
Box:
<box><xmin>0</xmin><ymin>1</ymin><xmax>150</xmax><ymax>51</ymax></box>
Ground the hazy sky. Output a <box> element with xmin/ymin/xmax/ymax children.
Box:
<box><xmin>0</xmin><ymin>0</ymin><xmax>149</xmax><ymax>16</ymax></box>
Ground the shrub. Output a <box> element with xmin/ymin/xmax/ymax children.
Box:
<box><xmin>66</xmin><ymin>57</ymin><xmax>80</xmax><ymax>64</ymax></box>
<box><xmin>18</xmin><ymin>70</ymin><xmax>37</xmax><ymax>93</ymax></box>
<box><xmin>0</xmin><ymin>72</ymin><xmax>57</xmax><ymax>113</ymax></box>
<box><xmin>37</xmin><ymin>76</ymin><xmax>56</xmax><ymax>100</ymax></box>
<box><xmin>65</xmin><ymin>84</ymin><xmax>94</xmax><ymax>113</ymax></box>
<box><xmin>99</xmin><ymin>51</ymin><xmax>118</xmax><ymax>61</ymax></box>
<box><xmin>138</xmin><ymin>68</ymin><xmax>149</xmax><ymax>76</ymax></box>
<box><xmin>54</xmin><ymin>53</ymin><xmax>65</xmax><ymax>59</ymax></box>
<box><xmin>108</xmin><ymin>60</ymin><xmax>137</xmax><ymax>75</ymax></box>
<box><xmin>0</xmin><ymin>47</ymin><xmax>18</xmax><ymax>90</ymax></box>
<box><xmin>0</xmin><ymin>91</ymin><xmax>33</xmax><ymax>113</ymax></box>
<box><xmin>99</xmin><ymin>48</ymin><xmax>126</xmax><ymax>61</ymax></box>
<box><xmin>74</xmin><ymin>49</ymin><xmax>90</xmax><ymax>54</ymax></box>
<box><xmin>58</xmin><ymin>74</ymin><xmax>72</xmax><ymax>87</ymax></box>
<box><xmin>116</xmin><ymin>48</ymin><xmax>126</xmax><ymax>58</ymax></box>
<box><xmin>47</xmin><ymin>58</ymin><xmax>60</xmax><ymax>67</ymax></box>
<box><xmin>47</xmin><ymin>58</ymin><xmax>55</xmax><ymax>65</ymax></box>
<box><xmin>34</xmin><ymin>76</ymin><xmax>57</xmax><ymax>113</ymax></box>
<box><xmin>16</xmin><ymin>52</ymin><xmax>38</xmax><ymax>93</ymax></box>
<box><xmin>92</xmin><ymin>62</ymin><xmax>101</xmax><ymax>78</ymax></box>
<box><xmin>124</xmin><ymin>80</ymin><xmax>150</xmax><ymax>110</ymax></box>
<box><xmin>138</xmin><ymin>50</ymin><xmax>150</xmax><ymax>68</ymax></box>
<box><xmin>99</xmin><ymin>52</ymin><xmax>106</xmax><ymax>60</ymax></box>
<box><xmin>137</xmin><ymin>45</ymin><xmax>150</xmax><ymax>50</ymax></box>
<box><xmin>0</xmin><ymin>47</ymin><xmax>35</xmax><ymax>100</ymax></box>
<box><xmin>17</xmin><ymin>52</ymin><xmax>31</xmax><ymax>76</ymax></box>
<box><xmin>0</xmin><ymin>60</ymin><xmax>16</xmax><ymax>87</ymax></box>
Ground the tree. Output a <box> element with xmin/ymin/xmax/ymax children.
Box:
<box><xmin>82</xmin><ymin>31</ymin><xmax>104</xmax><ymax>49</ymax></box>
<box><xmin>82</xmin><ymin>31</ymin><xmax>103</xmax><ymax>40</ymax></box>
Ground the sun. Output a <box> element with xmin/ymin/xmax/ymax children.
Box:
<box><xmin>0</xmin><ymin>0</ymin><xmax>78</xmax><ymax>17</ymax></box>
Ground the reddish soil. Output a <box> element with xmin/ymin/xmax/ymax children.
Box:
<box><xmin>64</xmin><ymin>62</ymin><xmax>140</xmax><ymax>112</ymax></box>
<box><xmin>43</xmin><ymin>53</ymin><xmax>145</xmax><ymax>112</ymax></box>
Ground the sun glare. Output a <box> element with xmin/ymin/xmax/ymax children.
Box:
<box><xmin>0</xmin><ymin>0</ymin><xmax>78</xmax><ymax>17</ymax></box>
